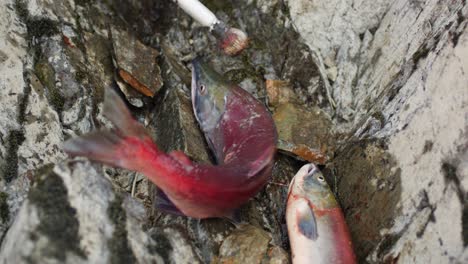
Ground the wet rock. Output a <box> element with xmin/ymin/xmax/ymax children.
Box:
<box><xmin>160</xmin><ymin>41</ymin><xmax>192</xmax><ymax>87</ymax></box>
<box><xmin>273</xmin><ymin>103</ymin><xmax>333</xmax><ymax>164</ymax></box>
<box><xmin>111</xmin><ymin>27</ymin><xmax>163</xmax><ymax>98</ymax></box>
<box><xmin>215</xmin><ymin>224</ymin><xmax>289</xmax><ymax>264</ymax></box>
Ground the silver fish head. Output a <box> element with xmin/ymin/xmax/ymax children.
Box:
<box><xmin>191</xmin><ymin>58</ymin><xmax>230</xmax><ymax>133</ymax></box>
<box><xmin>289</xmin><ymin>163</ymin><xmax>338</xmax><ymax>209</ymax></box>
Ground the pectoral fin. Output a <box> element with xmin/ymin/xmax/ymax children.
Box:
<box><xmin>295</xmin><ymin>198</ymin><xmax>318</xmax><ymax>240</ymax></box>
<box><xmin>223</xmin><ymin>208</ymin><xmax>242</xmax><ymax>226</ymax></box>
<box><xmin>153</xmin><ymin>189</ymin><xmax>185</xmax><ymax>216</ymax></box>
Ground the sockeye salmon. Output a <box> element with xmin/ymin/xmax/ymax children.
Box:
<box><xmin>286</xmin><ymin>164</ymin><xmax>356</xmax><ymax>264</ymax></box>
<box><xmin>63</xmin><ymin>59</ymin><xmax>277</xmax><ymax>219</ymax></box>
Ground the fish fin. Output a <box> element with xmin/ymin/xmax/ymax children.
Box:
<box><xmin>153</xmin><ymin>189</ymin><xmax>185</xmax><ymax>216</ymax></box>
<box><xmin>223</xmin><ymin>209</ymin><xmax>242</xmax><ymax>225</ymax></box>
<box><xmin>62</xmin><ymin>88</ymin><xmax>157</xmax><ymax>171</ymax></box>
<box><xmin>247</xmin><ymin>145</ymin><xmax>276</xmax><ymax>177</ymax></box>
<box><xmin>295</xmin><ymin>198</ymin><xmax>318</xmax><ymax>240</ymax></box>
<box><xmin>103</xmin><ymin>88</ymin><xmax>149</xmax><ymax>139</ymax></box>
<box><xmin>169</xmin><ymin>151</ymin><xmax>193</xmax><ymax>166</ymax></box>
<box><xmin>63</xmin><ymin>130</ymin><xmax>126</xmax><ymax>167</ymax></box>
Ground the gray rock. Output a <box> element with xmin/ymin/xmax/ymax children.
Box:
<box><xmin>0</xmin><ymin>161</ymin><xmax>167</xmax><ymax>263</ymax></box>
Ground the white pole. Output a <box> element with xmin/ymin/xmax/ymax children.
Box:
<box><xmin>175</xmin><ymin>0</ymin><xmax>220</xmax><ymax>29</ymax></box>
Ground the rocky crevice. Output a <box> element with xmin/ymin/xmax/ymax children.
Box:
<box><xmin>0</xmin><ymin>0</ymin><xmax>466</xmax><ymax>263</ymax></box>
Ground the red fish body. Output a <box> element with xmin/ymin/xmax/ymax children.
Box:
<box><xmin>286</xmin><ymin>164</ymin><xmax>356</xmax><ymax>264</ymax></box>
<box><xmin>63</xmin><ymin>59</ymin><xmax>277</xmax><ymax>219</ymax></box>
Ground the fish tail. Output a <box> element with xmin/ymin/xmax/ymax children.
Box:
<box><xmin>62</xmin><ymin>88</ymin><xmax>158</xmax><ymax>171</ymax></box>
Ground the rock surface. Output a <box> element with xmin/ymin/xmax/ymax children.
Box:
<box><xmin>0</xmin><ymin>0</ymin><xmax>466</xmax><ymax>263</ymax></box>
<box><xmin>215</xmin><ymin>224</ymin><xmax>289</xmax><ymax>264</ymax></box>
<box><xmin>273</xmin><ymin>103</ymin><xmax>333</xmax><ymax>164</ymax></box>
<box><xmin>111</xmin><ymin>27</ymin><xmax>163</xmax><ymax>98</ymax></box>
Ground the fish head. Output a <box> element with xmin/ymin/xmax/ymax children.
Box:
<box><xmin>191</xmin><ymin>58</ymin><xmax>230</xmax><ymax>133</ymax></box>
<box><xmin>289</xmin><ymin>163</ymin><xmax>338</xmax><ymax>209</ymax></box>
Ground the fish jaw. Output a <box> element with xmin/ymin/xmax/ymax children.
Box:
<box><xmin>286</xmin><ymin>164</ymin><xmax>357</xmax><ymax>264</ymax></box>
<box><xmin>191</xmin><ymin>58</ymin><xmax>229</xmax><ymax>133</ymax></box>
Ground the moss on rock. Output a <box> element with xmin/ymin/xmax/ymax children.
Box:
<box><xmin>107</xmin><ymin>193</ymin><xmax>137</xmax><ymax>264</ymax></box>
<box><xmin>28</xmin><ymin>165</ymin><xmax>86</xmax><ymax>260</ymax></box>
<box><xmin>0</xmin><ymin>192</ymin><xmax>9</xmax><ymax>223</ymax></box>
<box><xmin>1</xmin><ymin>130</ymin><xmax>25</xmax><ymax>183</ymax></box>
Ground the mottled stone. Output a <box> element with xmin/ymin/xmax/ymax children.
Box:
<box><xmin>261</xmin><ymin>246</ymin><xmax>289</xmax><ymax>264</ymax></box>
<box><xmin>111</xmin><ymin>27</ymin><xmax>163</xmax><ymax>97</ymax></box>
<box><xmin>216</xmin><ymin>224</ymin><xmax>271</xmax><ymax>263</ymax></box>
<box><xmin>265</xmin><ymin>80</ymin><xmax>300</xmax><ymax>108</ymax></box>
<box><xmin>273</xmin><ymin>103</ymin><xmax>333</xmax><ymax>164</ymax></box>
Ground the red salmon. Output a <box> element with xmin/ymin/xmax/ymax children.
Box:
<box><xmin>63</xmin><ymin>59</ymin><xmax>277</xmax><ymax>219</ymax></box>
<box><xmin>286</xmin><ymin>164</ymin><xmax>356</xmax><ymax>264</ymax></box>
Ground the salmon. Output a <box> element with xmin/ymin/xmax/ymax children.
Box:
<box><xmin>286</xmin><ymin>164</ymin><xmax>356</xmax><ymax>263</ymax></box>
<box><xmin>63</xmin><ymin>59</ymin><xmax>277</xmax><ymax>219</ymax></box>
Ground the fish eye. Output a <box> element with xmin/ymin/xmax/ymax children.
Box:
<box><xmin>199</xmin><ymin>84</ymin><xmax>206</xmax><ymax>94</ymax></box>
<box><xmin>317</xmin><ymin>175</ymin><xmax>325</xmax><ymax>182</ymax></box>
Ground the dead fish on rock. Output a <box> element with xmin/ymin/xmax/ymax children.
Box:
<box><xmin>63</xmin><ymin>59</ymin><xmax>277</xmax><ymax>219</ymax></box>
<box><xmin>286</xmin><ymin>164</ymin><xmax>356</xmax><ymax>264</ymax></box>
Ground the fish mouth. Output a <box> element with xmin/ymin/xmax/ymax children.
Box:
<box><xmin>288</xmin><ymin>163</ymin><xmax>318</xmax><ymax>196</ymax></box>
<box><xmin>305</xmin><ymin>164</ymin><xmax>319</xmax><ymax>177</ymax></box>
<box><xmin>191</xmin><ymin>57</ymin><xmax>202</xmax><ymax>81</ymax></box>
